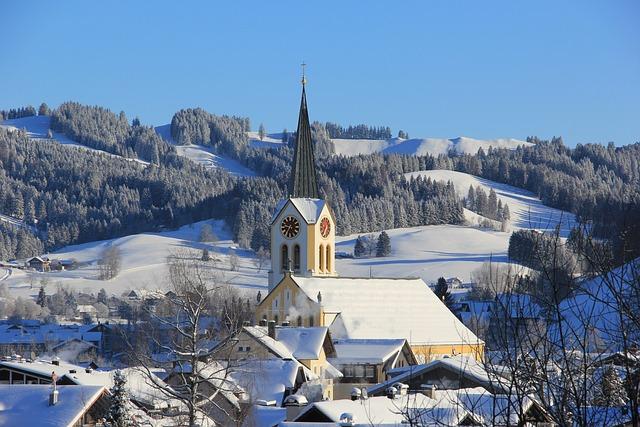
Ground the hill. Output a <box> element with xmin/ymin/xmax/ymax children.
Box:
<box><xmin>0</xmin><ymin>116</ymin><xmax>150</xmax><ymax>166</ymax></box>
<box><xmin>332</xmin><ymin>136</ymin><xmax>532</xmax><ymax>157</ymax></box>
<box><xmin>155</xmin><ymin>124</ymin><xmax>257</xmax><ymax>177</ymax></box>
<box><xmin>0</xmin><ymin>219</ymin><xmax>267</xmax><ymax>300</ymax></box>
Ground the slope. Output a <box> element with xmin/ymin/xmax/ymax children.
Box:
<box><xmin>155</xmin><ymin>124</ymin><xmax>257</xmax><ymax>177</ymax></box>
<box><xmin>1</xmin><ymin>220</ymin><xmax>268</xmax><ymax>300</ymax></box>
<box><xmin>0</xmin><ymin>116</ymin><xmax>149</xmax><ymax>166</ymax></box>
<box><xmin>332</xmin><ymin>136</ymin><xmax>532</xmax><ymax>157</ymax></box>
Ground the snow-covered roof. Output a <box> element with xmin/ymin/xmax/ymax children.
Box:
<box><xmin>229</xmin><ymin>359</ymin><xmax>309</xmax><ymax>405</ymax></box>
<box><xmin>0</xmin><ymin>322</ymin><xmax>101</xmax><ymax>346</ymax></box>
<box><xmin>275</xmin><ymin>326</ymin><xmax>328</xmax><ymax>360</ymax></box>
<box><xmin>243</xmin><ymin>326</ymin><xmax>295</xmax><ymax>359</ymax></box>
<box><xmin>329</xmin><ymin>339</ymin><xmax>406</xmax><ymax>365</ymax></box>
<box><xmin>271</xmin><ymin>198</ymin><xmax>326</xmax><ymax>224</ymax></box>
<box><xmin>290</xmin><ymin>276</ymin><xmax>481</xmax><ymax>346</ymax></box>
<box><xmin>367</xmin><ymin>355</ymin><xmax>503</xmax><ymax>395</ymax></box>
<box><xmin>292</xmin><ymin>394</ymin><xmax>473</xmax><ymax>426</ymax></box>
<box><xmin>0</xmin><ymin>384</ymin><xmax>105</xmax><ymax>427</ymax></box>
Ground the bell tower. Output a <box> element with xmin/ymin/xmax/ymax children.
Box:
<box><xmin>268</xmin><ymin>66</ymin><xmax>336</xmax><ymax>290</ymax></box>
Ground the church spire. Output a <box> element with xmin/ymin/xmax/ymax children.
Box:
<box><xmin>290</xmin><ymin>63</ymin><xmax>319</xmax><ymax>199</ymax></box>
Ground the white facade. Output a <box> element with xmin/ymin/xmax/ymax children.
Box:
<box><xmin>269</xmin><ymin>198</ymin><xmax>337</xmax><ymax>289</ymax></box>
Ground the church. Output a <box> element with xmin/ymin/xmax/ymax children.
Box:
<box><xmin>255</xmin><ymin>73</ymin><xmax>484</xmax><ymax>362</ymax></box>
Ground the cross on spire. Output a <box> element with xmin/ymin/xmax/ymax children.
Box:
<box><xmin>301</xmin><ymin>61</ymin><xmax>307</xmax><ymax>86</ymax></box>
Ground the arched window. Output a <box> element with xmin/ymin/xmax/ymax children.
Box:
<box><xmin>319</xmin><ymin>245</ymin><xmax>325</xmax><ymax>273</ymax></box>
<box><xmin>326</xmin><ymin>245</ymin><xmax>331</xmax><ymax>272</ymax></box>
<box><xmin>309</xmin><ymin>315</ymin><xmax>314</xmax><ymax>327</ymax></box>
<box><xmin>293</xmin><ymin>244</ymin><xmax>301</xmax><ymax>272</ymax></box>
<box><xmin>297</xmin><ymin>315</ymin><xmax>302</xmax><ymax>327</ymax></box>
<box><xmin>281</xmin><ymin>245</ymin><xmax>289</xmax><ymax>271</ymax></box>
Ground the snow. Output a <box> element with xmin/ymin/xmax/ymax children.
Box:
<box><xmin>332</xmin><ymin>136</ymin><xmax>532</xmax><ymax>157</ymax></box>
<box><xmin>1</xmin><ymin>219</ymin><xmax>268</xmax><ymax>299</ymax></box>
<box><xmin>336</xmin><ymin>170</ymin><xmax>576</xmax><ymax>286</ymax></box>
<box><xmin>248</xmin><ymin>131</ymin><xmax>288</xmax><ymax>149</ymax></box>
<box><xmin>330</xmin><ymin>339</ymin><xmax>406</xmax><ymax>364</ymax></box>
<box><xmin>290</xmin><ymin>276</ymin><xmax>480</xmax><ymax>346</ymax></box>
<box><xmin>229</xmin><ymin>359</ymin><xmax>307</xmax><ymax>405</ymax></box>
<box><xmin>405</xmin><ymin>169</ymin><xmax>577</xmax><ymax>236</ymax></box>
<box><xmin>0</xmin><ymin>384</ymin><xmax>105</xmax><ymax>427</ymax></box>
<box><xmin>291</xmin><ymin>393</ymin><xmax>469</xmax><ymax>426</ymax></box>
<box><xmin>155</xmin><ymin>124</ymin><xmax>257</xmax><ymax>177</ymax></box>
<box><xmin>272</xmin><ymin>198</ymin><xmax>326</xmax><ymax>224</ymax></box>
<box><xmin>275</xmin><ymin>326</ymin><xmax>328</xmax><ymax>360</ymax></box>
<box><xmin>1</xmin><ymin>116</ymin><xmax>149</xmax><ymax>166</ymax></box>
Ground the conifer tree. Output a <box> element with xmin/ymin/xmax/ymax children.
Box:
<box><xmin>108</xmin><ymin>370</ymin><xmax>130</xmax><ymax>427</ymax></box>
<box><xmin>37</xmin><ymin>285</ymin><xmax>47</xmax><ymax>308</ymax></box>
<box><xmin>258</xmin><ymin>123</ymin><xmax>266</xmax><ymax>141</ymax></box>
<box><xmin>376</xmin><ymin>230</ymin><xmax>391</xmax><ymax>257</ymax></box>
<box><xmin>354</xmin><ymin>236</ymin><xmax>366</xmax><ymax>258</ymax></box>
<box><xmin>434</xmin><ymin>277</ymin><xmax>454</xmax><ymax>309</ymax></box>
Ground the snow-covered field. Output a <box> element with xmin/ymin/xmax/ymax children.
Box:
<box><xmin>0</xmin><ymin>220</ymin><xmax>268</xmax><ymax>300</ymax></box>
<box><xmin>336</xmin><ymin>170</ymin><xmax>576</xmax><ymax>285</ymax></box>
<box><xmin>405</xmin><ymin>170</ymin><xmax>577</xmax><ymax>236</ymax></box>
<box><xmin>155</xmin><ymin>124</ymin><xmax>257</xmax><ymax>177</ymax></box>
<box><xmin>332</xmin><ymin>136</ymin><xmax>532</xmax><ymax>157</ymax></box>
<box><xmin>0</xmin><ymin>116</ymin><xmax>150</xmax><ymax>166</ymax></box>
<box><xmin>336</xmin><ymin>224</ymin><xmax>509</xmax><ymax>286</ymax></box>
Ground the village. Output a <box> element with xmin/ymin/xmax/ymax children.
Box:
<box><xmin>0</xmin><ymin>76</ymin><xmax>636</xmax><ymax>427</ymax></box>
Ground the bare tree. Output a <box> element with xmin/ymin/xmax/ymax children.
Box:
<box><xmin>123</xmin><ymin>252</ymin><xmax>252</xmax><ymax>426</ymax></box>
<box><xmin>99</xmin><ymin>245</ymin><xmax>122</xmax><ymax>280</ymax></box>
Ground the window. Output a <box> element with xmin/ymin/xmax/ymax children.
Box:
<box><xmin>297</xmin><ymin>316</ymin><xmax>302</xmax><ymax>327</ymax></box>
<box><xmin>309</xmin><ymin>315</ymin><xmax>314</xmax><ymax>327</ymax></box>
<box><xmin>355</xmin><ymin>365</ymin><xmax>365</xmax><ymax>378</ymax></box>
<box><xmin>293</xmin><ymin>245</ymin><xmax>301</xmax><ymax>272</ymax></box>
<box><xmin>319</xmin><ymin>245</ymin><xmax>325</xmax><ymax>272</ymax></box>
<box><xmin>281</xmin><ymin>245</ymin><xmax>289</xmax><ymax>271</ymax></box>
<box><xmin>365</xmin><ymin>365</ymin><xmax>375</xmax><ymax>379</ymax></box>
<box><xmin>274</xmin><ymin>315</ymin><xmax>279</xmax><ymax>324</ymax></box>
<box><xmin>326</xmin><ymin>245</ymin><xmax>331</xmax><ymax>272</ymax></box>
<box><xmin>344</xmin><ymin>365</ymin><xmax>354</xmax><ymax>377</ymax></box>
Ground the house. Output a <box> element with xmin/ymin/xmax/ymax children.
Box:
<box><xmin>213</xmin><ymin>323</ymin><xmax>341</xmax><ymax>400</ymax></box>
<box><xmin>287</xmin><ymin>392</ymin><xmax>481</xmax><ymax>426</ymax></box>
<box><xmin>27</xmin><ymin>256</ymin><xmax>50</xmax><ymax>272</ymax></box>
<box><xmin>328</xmin><ymin>338</ymin><xmax>417</xmax><ymax>399</ymax></box>
<box><xmin>0</xmin><ymin>384</ymin><xmax>109</xmax><ymax>427</ymax></box>
<box><xmin>367</xmin><ymin>355</ymin><xmax>509</xmax><ymax>397</ymax></box>
<box><xmin>446</xmin><ymin>277</ymin><xmax>464</xmax><ymax>289</ymax></box>
<box><xmin>0</xmin><ymin>321</ymin><xmax>103</xmax><ymax>359</ymax></box>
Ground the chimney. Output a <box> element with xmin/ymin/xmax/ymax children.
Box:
<box><xmin>51</xmin><ymin>360</ymin><xmax>59</xmax><ymax>366</ymax></box>
<box><xmin>242</xmin><ymin>320</ymin><xmax>251</xmax><ymax>327</ymax></box>
<box><xmin>267</xmin><ymin>320</ymin><xmax>276</xmax><ymax>339</ymax></box>
<box><xmin>49</xmin><ymin>389</ymin><xmax>59</xmax><ymax>406</ymax></box>
<box><xmin>259</xmin><ymin>318</ymin><xmax>267</xmax><ymax>327</ymax></box>
<box><xmin>422</xmin><ymin>384</ymin><xmax>437</xmax><ymax>399</ymax></box>
<box><xmin>281</xmin><ymin>320</ymin><xmax>290</xmax><ymax>327</ymax></box>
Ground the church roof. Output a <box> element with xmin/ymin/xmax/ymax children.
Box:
<box><xmin>289</xmin><ymin>276</ymin><xmax>482</xmax><ymax>346</ymax></box>
<box><xmin>290</xmin><ymin>85</ymin><xmax>319</xmax><ymax>198</ymax></box>
<box><xmin>270</xmin><ymin>197</ymin><xmax>326</xmax><ymax>225</ymax></box>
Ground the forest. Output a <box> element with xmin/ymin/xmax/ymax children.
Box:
<box><xmin>1</xmin><ymin>102</ymin><xmax>638</xmax><ymax>266</ymax></box>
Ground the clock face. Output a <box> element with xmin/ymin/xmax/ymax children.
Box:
<box><xmin>320</xmin><ymin>217</ymin><xmax>331</xmax><ymax>238</ymax></box>
<box><xmin>281</xmin><ymin>216</ymin><xmax>300</xmax><ymax>239</ymax></box>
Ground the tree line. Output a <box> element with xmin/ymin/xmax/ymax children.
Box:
<box><xmin>324</xmin><ymin>122</ymin><xmax>392</xmax><ymax>140</ymax></box>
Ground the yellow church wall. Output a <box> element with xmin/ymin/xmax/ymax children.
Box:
<box><xmin>255</xmin><ymin>274</ymin><xmax>321</xmax><ymax>327</ymax></box>
<box><xmin>410</xmin><ymin>342</ymin><xmax>485</xmax><ymax>363</ymax></box>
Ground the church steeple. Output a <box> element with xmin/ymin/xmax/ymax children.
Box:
<box><xmin>290</xmin><ymin>64</ymin><xmax>319</xmax><ymax>199</ymax></box>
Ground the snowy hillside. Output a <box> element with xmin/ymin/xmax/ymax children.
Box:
<box><xmin>1</xmin><ymin>220</ymin><xmax>267</xmax><ymax>300</ymax></box>
<box><xmin>405</xmin><ymin>170</ymin><xmax>577</xmax><ymax>236</ymax></box>
<box><xmin>336</xmin><ymin>170</ymin><xmax>576</xmax><ymax>285</ymax></box>
<box><xmin>332</xmin><ymin>136</ymin><xmax>532</xmax><ymax>157</ymax></box>
<box><xmin>336</xmin><ymin>224</ymin><xmax>509</xmax><ymax>286</ymax></box>
<box><xmin>155</xmin><ymin>124</ymin><xmax>257</xmax><ymax>177</ymax></box>
<box><xmin>0</xmin><ymin>116</ymin><xmax>149</xmax><ymax>166</ymax></box>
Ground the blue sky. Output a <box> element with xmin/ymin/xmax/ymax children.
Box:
<box><xmin>2</xmin><ymin>1</ymin><xmax>639</xmax><ymax>146</ymax></box>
